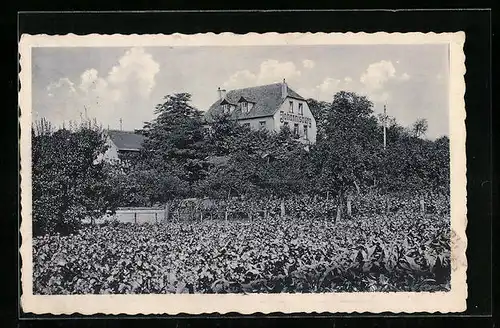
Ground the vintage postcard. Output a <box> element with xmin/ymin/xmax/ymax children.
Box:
<box><xmin>19</xmin><ymin>32</ymin><xmax>467</xmax><ymax>314</ymax></box>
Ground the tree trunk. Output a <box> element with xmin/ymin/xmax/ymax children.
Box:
<box><xmin>420</xmin><ymin>198</ymin><xmax>425</xmax><ymax>214</ymax></box>
<box><xmin>280</xmin><ymin>199</ymin><xmax>286</xmax><ymax>218</ymax></box>
<box><xmin>336</xmin><ymin>193</ymin><xmax>343</xmax><ymax>223</ymax></box>
<box><xmin>347</xmin><ymin>196</ymin><xmax>352</xmax><ymax>217</ymax></box>
<box><xmin>336</xmin><ymin>202</ymin><xmax>342</xmax><ymax>223</ymax></box>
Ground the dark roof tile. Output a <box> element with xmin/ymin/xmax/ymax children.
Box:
<box><xmin>107</xmin><ymin>130</ymin><xmax>146</xmax><ymax>151</ymax></box>
<box><xmin>204</xmin><ymin>83</ymin><xmax>304</xmax><ymax>123</ymax></box>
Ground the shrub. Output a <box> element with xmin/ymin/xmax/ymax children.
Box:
<box><xmin>32</xmin><ymin>120</ymin><xmax>120</xmax><ymax>236</ymax></box>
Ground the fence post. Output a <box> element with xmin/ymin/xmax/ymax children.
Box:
<box><xmin>165</xmin><ymin>202</ymin><xmax>170</xmax><ymax>222</ymax></box>
<box><xmin>155</xmin><ymin>212</ymin><xmax>158</xmax><ymax>224</ymax></box>
<box><xmin>335</xmin><ymin>195</ymin><xmax>342</xmax><ymax>223</ymax></box>
<box><xmin>347</xmin><ymin>195</ymin><xmax>352</xmax><ymax>217</ymax></box>
<box><xmin>134</xmin><ymin>212</ymin><xmax>137</xmax><ymax>224</ymax></box>
<box><xmin>420</xmin><ymin>198</ymin><xmax>425</xmax><ymax>214</ymax></box>
<box><xmin>280</xmin><ymin>199</ymin><xmax>285</xmax><ymax>218</ymax></box>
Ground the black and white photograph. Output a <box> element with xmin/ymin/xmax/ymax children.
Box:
<box><xmin>19</xmin><ymin>32</ymin><xmax>466</xmax><ymax>314</ymax></box>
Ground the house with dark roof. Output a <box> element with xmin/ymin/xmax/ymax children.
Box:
<box><xmin>102</xmin><ymin>130</ymin><xmax>146</xmax><ymax>161</ymax></box>
<box><xmin>204</xmin><ymin>80</ymin><xmax>317</xmax><ymax>144</ymax></box>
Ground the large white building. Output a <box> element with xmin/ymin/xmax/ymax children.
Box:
<box><xmin>204</xmin><ymin>80</ymin><xmax>317</xmax><ymax>144</ymax></box>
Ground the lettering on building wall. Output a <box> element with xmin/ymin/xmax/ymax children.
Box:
<box><xmin>280</xmin><ymin>111</ymin><xmax>312</xmax><ymax>127</ymax></box>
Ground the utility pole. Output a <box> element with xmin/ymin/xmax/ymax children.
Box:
<box><xmin>119</xmin><ymin>118</ymin><xmax>123</xmax><ymax>131</ymax></box>
<box><xmin>84</xmin><ymin>105</ymin><xmax>88</xmax><ymax>119</ymax></box>
<box><xmin>383</xmin><ymin>104</ymin><xmax>387</xmax><ymax>151</ymax></box>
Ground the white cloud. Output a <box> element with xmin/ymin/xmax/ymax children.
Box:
<box><xmin>79</xmin><ymin>68</ymin><xmax>106</xmax><ymax>93</ymax></box>
<box><xmin>107</xmin><ymin>47</ymin><xmax>160</xmax><ymax>98</ymax></box>
<box><xmin>298</xmin><ymin>76</ymin><xmax>354</xmax><ymax>101</ymax></box>
<box><xmin>360</xmin><ymin>60</ymin><xmax>397</xmax><ymax>90</ymax></box>
<box><xmin>369</xmin><ymin>91</ymin><xmax>391</xmax><ymax>103</ymax></box>
<box><xmin>223</xmin><ymin>59</ymin><xmax>301</xmax><ymax>89</ymax></box>
<box><xmin>42</xmin><ymin>47</ymin><xmax>160</xmax><ymax>130</ymax></box>
<box><xmin>318</xmin><ymin>78</ymin><xmax>341</xmax><ymax>92</ymax></box>
<box><xmin>223</xmin><ymin>70</ymin><xmax>257</xmax><ymax>89</ymax></box>
<box><xmin>400</xmin><ymin>72</ymin><xmax>411</xmax><ymax>81</ymax></box>
<box><xmin>302</xmin><ymin>59</ymin><xmax>315</xmax><ymax>69</ymax></box>
<box><xmin>358</xmin><ymin>60</ymin><xmax>411</xmax><ymax>104</ymax></box>
<box><xmin>47</xmin><ymin>77</ymin><xmax>76</xmax><ymax>95</ymax></box>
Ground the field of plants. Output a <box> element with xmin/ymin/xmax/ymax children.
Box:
<box><xmin>33</xmin><ymin>212</ymin><xmax>451</xmax><ymax>295</ymax></box>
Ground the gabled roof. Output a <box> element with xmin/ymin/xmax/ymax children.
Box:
<box><xmin>220</xmin><ymin>98</ymin><xmax>235</xmax><ymax>105</ymax></box>
<box><xmin>237</xmin><ymin>96</ymin><xmax>254</xmax><ymax>103</ymax></box>
<box><xmin>204</xmin><ymin>83</ymin><xmax>305</xmax><ymax>123</ymax></box>
<box><xmin>107</xmin><ymin>130</ymin><xmax>146</xmax><ymax>151</ymax></box>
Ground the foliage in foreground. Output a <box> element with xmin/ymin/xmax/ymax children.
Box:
<box><xmin>33</xmin><ymin>214</ymin><xmax>450</xmax><ymax>294</ymax></box>
<box><xmin>32</xmin><ymin>119</ymin><xmax>120</xmax><ymax>236</ymax></box>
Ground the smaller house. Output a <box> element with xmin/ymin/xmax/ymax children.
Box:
<box><xmin>103</xmin><ymin>130</ymin><xmax>146</xmax><ymax>161</ymax></box>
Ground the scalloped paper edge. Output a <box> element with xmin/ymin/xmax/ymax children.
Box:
<box><xmin>19</xmin><ymin>31</ymin><xmax>467</xmax><ymax>315</ymax></box>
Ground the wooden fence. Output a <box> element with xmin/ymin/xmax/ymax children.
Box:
<box><xmin>99</xmin><ymin>207</ymin><xmax>167</xmax><ymax>224</ymax></box>
<box><xmin>95</xmin><ymin>195</ymin><xmax>441</xmax><ymax>225</ymax></box>
<box><xmin>98</xmin><ymin>201</ymin><xmax>287</xmax><ymax>224</ymax></box>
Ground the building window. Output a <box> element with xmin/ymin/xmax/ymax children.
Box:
<box><xmin>242</xmin><ymin>122</ymin><xmax>251</xmax><ymax>128</ymax></box>
<box><xmin>241</xmin><ymin>102</ymin><xmax>248</xmax><ymax>113</ymax></box>
<box><xmin>289</xmin><ymin>101</ymin><xmax>294</xmax><ymax>113</ymax></box>
<box><xmin>294</xmin><ymin>123</ymin><xmax>299</xmax><ymax>136</ymax></box>
<box><xmin>304</xmin><ymin>125</ymin><xmax>308</xmax><ymax>139</ymax></box>
<box><xmin>283</xmin><ymin>122</ymin><xmax>289</xmax><ymax>129</ymax></box>
<box><xmin>298</xmin><ymin>103</ymin><xmax>303</xmax><ymax>115</ymax></box>
<box><xmin>259</xmin><ymin>121</ymin><xmax>266</xmax><ymax>129</ymax></box>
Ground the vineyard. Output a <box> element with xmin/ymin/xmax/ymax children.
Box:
<box><xmin>33</xmin><ymin>212</ymin><xmax>450</xmax><ymax>294</ymax></box>
<box><xmin>31</xmin><ymin>91</ymin><xmax>452</xmax><ymax>295</ymax></box>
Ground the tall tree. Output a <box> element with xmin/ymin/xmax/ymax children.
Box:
<box><xmin>138</xmin><ymin>93</ymin><xmax>208</xmax><ymax>199</ymax></box>
<box><xmin>411</xmin><ymin>118</ymin><xmax>429</xmax><ymax>138</ymax></box>
<box><xmin>306</xmin><ymin>98</ymin><xmax>330</xmax><ymax>141</ymax></box>
<box><xmin>32</xmin><ymin>119</ymin><xmax>119</xmax><ymax>235</ymax></box>
<box><xmin>310</xmin><ymin>91</ymin><xmax>383</xmax><ymax>220</ymax></box>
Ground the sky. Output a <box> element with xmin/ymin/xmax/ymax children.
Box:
<box><xmin>32</xmin><ymin>44</ymin><xmax>449</xmax><ymax>139</ymax></box>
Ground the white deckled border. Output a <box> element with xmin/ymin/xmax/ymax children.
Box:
<box><xmin>19</xmin><ymin>32</ymin><xmax>467</xmax><ymax>315</ymax></box>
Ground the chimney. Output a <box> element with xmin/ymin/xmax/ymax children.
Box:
<box><xmin>221</xmin><ymin>89</ymin><xmax>227</xmax><ymax>99</ymax></box>
<box><xmin>282</xmin><ymin>79</ymin><xmax>288</xmax><ymax>99</ymax></box>
<box><xmin>218</xmin><ymin>87</ymin><xmax>222</xmax><ymax>100</ymax></box>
